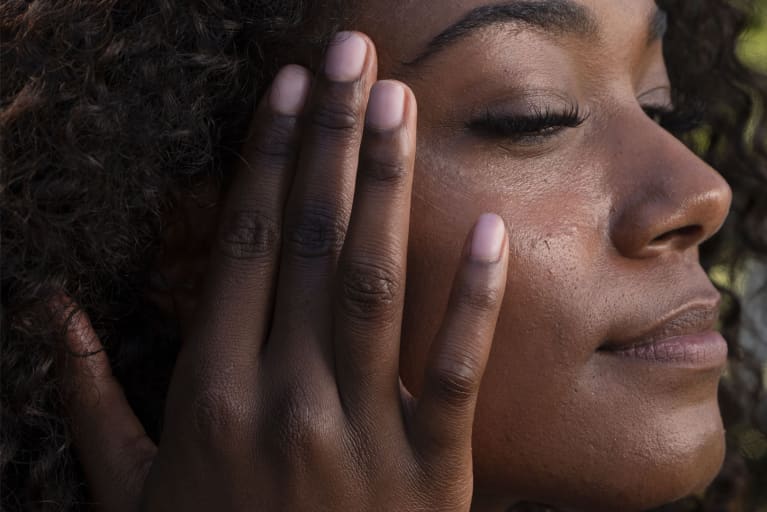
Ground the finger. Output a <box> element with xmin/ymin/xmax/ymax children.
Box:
<box><xmin>333</xmin><ymin>80</ymin><xmax>416</xmax><ymax>411</ymax></box>
<box><xmin>55</xmin><ymin>298</ymin><xmax>156</xmax><ymax>512</ymax></box>
<box><xmin>191</xmin><ymin>65</ymin><xmax>311</xmax><ymax>366</ymax></box>
<box><xmin>270</xmin><ymin>32</ymin><xmax>376</xmax><ymax>366</ymax></box>
<box><xmin>413</xmin><ymin>214</ymin><xmax>509</xmax><ymax>463</ymax></box>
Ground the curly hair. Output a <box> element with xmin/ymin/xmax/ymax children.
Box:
<box><xmin>1</xmin><ymin>0</ymin><xmax>765</xmax><ymax>510</ymax></box>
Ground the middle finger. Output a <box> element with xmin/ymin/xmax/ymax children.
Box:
<box><xmin>269</xmin><ymin>32</ymin><xmax>377</xmax><ymax>368</ymax></box>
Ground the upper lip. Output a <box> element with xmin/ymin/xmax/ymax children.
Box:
<box><xmin>599</xmin><ymin>294</ymin><xmax>722</xmax><ymax>352</ymax></box>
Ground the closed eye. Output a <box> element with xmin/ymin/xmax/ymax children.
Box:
<box><xmin>642</xmin><ymin>103</ymin><xmax>705</xmax><ymax>135</ymax></box>
<box><xmin>467</xmin><ymin>103</ymin><xmax>589</xmax><ymax>142</ymax></box>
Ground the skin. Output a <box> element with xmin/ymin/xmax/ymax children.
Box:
<box><xmin>62</xmin><ymin>0</ymin><xmax>733</xmax><ymax>511</ymax></box>
<box><xmin>353</xmin><ymin>0</ymin><xmax>732</xmax><ymax>509</ymax></box>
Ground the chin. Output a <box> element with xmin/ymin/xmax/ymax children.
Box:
<box><xmin>548</xmin><ymin>408</ymin><xmax>726</xmax><ymax>512</ymax></box>
<box><xmin>474</xmin><ymin>395</ymin><xmax>727</xmax><ymax>512</ymax></box>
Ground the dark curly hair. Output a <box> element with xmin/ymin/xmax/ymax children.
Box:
<box><xmin>1</xmin><ymin>0</ymin><xmax>765</xmax><ymax>510</ymax></box>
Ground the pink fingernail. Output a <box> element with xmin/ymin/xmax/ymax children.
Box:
<box><xmin>470</xmin><ymin>214</ymin><xmax>506</xmax><ymax>263</ymax></box>
<box><xmin>325</xmin><ymin>32</ymin><xmax>367</xmax><ymax>82</ymax></box>
<box><xmin>366</xmin><ymin>81</ymin><xmax>405</xmax><ymax>131</ymax></box>
<box><xmin>269</xmin><ymin>65</ymin><xmax>311</xmax><ymax>115</ymax></box>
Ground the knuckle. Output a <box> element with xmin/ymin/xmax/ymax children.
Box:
<box><xmin>339</xmin><ymin>260</ymin><xmax>400</xmax><ymax>321</ymax></box>
<box><xmin>218</xmin><ymin>209</ymin><xmax>280</xmax><ymax>259</ymax></box>
<box><xmin>250</xmin><ymin>117</ymin><xmax>297</xmax><ymax>161</ymax></box>
<box><xmin>454</xmin><ymin>281</ymin><xmax>500</xmax><ymax>312</ymax></box>
<box><xmin>285</xmin><ymin>204</ymin><xmax>347</xmax><ymax>258</ymax></box>
<box><xmin>360</xmin><ymin>154</ymin><xmax>410</xmax><ymax>188</ymax></box>
<box><xmin>310</xmin><ymin>98</ymin><xmax>360</xmax><ymax>135</ymax></box>
<box><xmin>428</xmin><ymin>358</ymin><xmax>480</xmax><ymax>408</ymax></box>
<box><xmin>265</xmin><ymin>382</ymin><xmax>338</xmax><ymax>461</ymax></box>
<box><xmin>192</xmin><ymin>387</ymin><xmax>251</xmax><ymax>442</ymax></box>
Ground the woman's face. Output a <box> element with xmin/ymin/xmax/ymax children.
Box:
<box><xmin>346</xmin><ymin>0</ymin><xmax>732</xmax><ymax>509</ymax></box>
<box><xmin>160</xmin><ymin>0</ymin><xmax>734</xmax><ymax>509</ymax></box>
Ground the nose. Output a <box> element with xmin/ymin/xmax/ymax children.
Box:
<box><xmin>609</xmin><ymin>120</ymin><xmax>733</xmax><ymax>259</ymax></box>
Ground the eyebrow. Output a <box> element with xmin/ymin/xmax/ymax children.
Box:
<box><xmin>402</xmin><ymin>0</ymin><xmax>668</xmax><ymax>68</ymax></box>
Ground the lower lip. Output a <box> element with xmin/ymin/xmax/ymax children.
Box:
<box><xmin>601</xmin><ymin>331</ymin><xmax>728</xmax><ymax>368</ymax></box>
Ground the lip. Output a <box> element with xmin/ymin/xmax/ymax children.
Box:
<box><xmin>601</xmin><ymin>331</ymin><xmax>728</xmax><ymax>367</ymax></box>
<box><xmin>599</xmin><ymin>296</ymin><xmax>728</xmax><ymax>368</ymax></box>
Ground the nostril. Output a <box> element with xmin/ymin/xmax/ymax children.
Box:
<box><xmin>650</xmin><ymin>225</ymin><xmax>704</xmax><ymax>246</ymax></box>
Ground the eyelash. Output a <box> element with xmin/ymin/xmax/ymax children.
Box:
<box><xmin>468</xmin><ymin>102</ymin><xmax>705</xmax><ymax>142</ymax></box>
<box><xmin>467</xmin><ymin>103</ymin><xmax>588</xmax><ymax>142</ymax></box>
<box><xmin>642</xmin><ymin>104</ymin><xmax>705</xmax><ymax>134</ymax></box>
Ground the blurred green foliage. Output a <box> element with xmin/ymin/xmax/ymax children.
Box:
<box><xmin>713</xmin><ymin>3</ymin><xmax>766</xmax><ymax>511</ymax></box>
<box><xmin>737</xmin><ymin>3</ymin><xmax>766</xmax><ymax>511</ymax></box>
<box><xmin>739</xmin><ymin>0</ymin><xmax>767</xmax><ymax>71</ymax></box>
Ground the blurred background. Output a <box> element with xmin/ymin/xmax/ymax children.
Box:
<box><xmin>713</xmin><ymin>0</ymin><xmax>767</xmax><ymax>509</ymax></box>
<box><xmin>648</xmin><ymin>2</ymin><xmax>767</xmax><ymax>511</ymax></box>
<box><xmin>739</xmin><ymin>0</ymin><xmax>767</xmax><ymax>73</ymax></box>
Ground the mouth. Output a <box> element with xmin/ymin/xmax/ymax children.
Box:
<box><xmin>598</xmin><ymin>296</ymin><xmax>728</xmax><ymax>368</ymax></box>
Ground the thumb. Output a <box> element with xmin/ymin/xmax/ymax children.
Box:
<box><xmin>55</xmin><ymin>297</ymin><xmax>156</xmax><ymax>512</ymax></box>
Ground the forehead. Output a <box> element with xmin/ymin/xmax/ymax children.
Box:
<box><xmin>350</xmin><ymin>0</ymin><xmax>660</xmax><ymax>73</ymax></box>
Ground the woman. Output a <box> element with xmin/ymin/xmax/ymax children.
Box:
<box><xmin>2</xmin><ymin>0</ymin><xmax>766</xmax><ymax>510</ymax></box>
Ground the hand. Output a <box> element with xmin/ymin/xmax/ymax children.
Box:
<box><xmin>61</xmin><ymin>31</ymin><xmax>510</xmax><ymax>511</ymax></box>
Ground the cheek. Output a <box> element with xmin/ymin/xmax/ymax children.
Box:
<box><xmin>399</xmin><ymin>158</ymin><xmax>607</xmax><ymax>445</ymax></box>
<box><xmin>399</xmin><ymin>153</ymin><xmax>725</xmax><ymax>510</ymax></box>
<box><xmin>399</xmin><ymin>156</ymin><xmax>606</xmax><ymax>393</ymax></box>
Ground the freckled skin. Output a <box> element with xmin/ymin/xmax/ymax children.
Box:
<box><xmin>157</xmin><ymin>0</ymin><xmax>732</xmax><ymax>510</ymax></box>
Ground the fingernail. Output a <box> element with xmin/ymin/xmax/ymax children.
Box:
<box><xmin>471</xmin><ymin>214</ymin><xmax>506</xmax><ymax>263</ymax></box>
<box><xmin>269</xmin><ymin>65</ymin><xmax>311</xmax><ymax>115</ymax></box>
<box><xmin>325</xmin><ymin>32</ymin><xmax>367</xmax><ymax>82</ymax></box>
<box><xmin>366</xmin><ymin>81</ymin><xmax>405</xmax><ymax>130</ymax></box>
